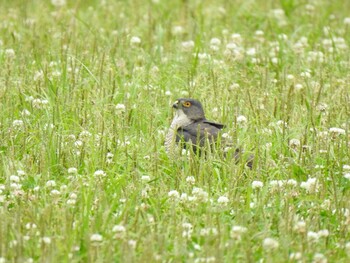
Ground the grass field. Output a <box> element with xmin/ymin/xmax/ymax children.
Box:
<box><xmin>1</xmin><ymin>0</ymin><xmax>350</xmax><ymax>262</ymax></box>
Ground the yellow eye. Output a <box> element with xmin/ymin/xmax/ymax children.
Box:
<box><xmin>183</xmin><ymin>101</ymin><xmax>191</xmax><ymax>107</ymax></box>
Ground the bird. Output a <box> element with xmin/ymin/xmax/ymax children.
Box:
<box><xmin>165</xmin><ymin>98</ymin><xmax>253</xmax><ymax>168</ymax></box>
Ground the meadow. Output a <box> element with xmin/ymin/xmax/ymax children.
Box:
<box><xmin>0</xmin><ymin>0</ymin><xmax>350</xmax><ymax>262</ymax></box>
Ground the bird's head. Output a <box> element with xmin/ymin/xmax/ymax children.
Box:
<box><xmin>172</xmin><ymin>98</ymin><xmax>205</xmax><ymax>121</ymax></box>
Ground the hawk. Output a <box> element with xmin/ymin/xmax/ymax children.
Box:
<box><xmin>165</xmin><ymin>98</ymin><xmax>253</xmax><ymax>169</ymax></box>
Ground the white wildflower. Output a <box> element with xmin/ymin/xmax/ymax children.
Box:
<box><xmin>181</xmin><ymin>40</ymin><xmax>195</xmax><ymax>50</ymax></box>
<box><xmin>236</xmin><ymin>115</ymin><xmax>247</xmax><ymax>124</ymax></box>
<box><xmin>141</xmin><ymin>175</ymin><xmax>150</xmax><ymax>182</ymax></box>
<box><xmin>329</xmin><ymin>127</ymin><xmax>345</xmax><ymax>136</ymax></box>
<box><xmin>46</xmin><ymin>180</ymin><xmax>56</xmax><ymax>187</ymax></box>
<box><xmin>217</xmin><ymin>196</ymin><xmax>229</xmax><ymax>206</ymax></box>
<box><xmin>9</xmin><ymin>175</ymin><xmax>20</xmax><ymax>183</ymax></box>
<box><xmin>172</xmin><ymin>26</ymin><xmax>184</xmax><ymax>35</ymax></box>
<box><xmin>262</xmin><ymin>238</ymin><xmax>279</xmax><ymax>250</ymax></box>
<box><xmin>41</xmin><ymin>237</ymin><xmax>51</xmax><ymax>244</ymax></box>
<box><xmin>90</xmin><ymin>233</ymin><xmax>103</xmax><ymax>242</ymax></box>
<box><xmin>5</xmin><ymin>48</ymin><xmax>15</xmax><ymax>58</ymax></box>
<box><xmin>289</xmin><ymin>252</ymin><xmax>302</xmax><ymax>260</ymax></box>
<box><xmin>307</xmin><ymin>231</ymin><xmax>319</xmax><ymax>243</ymax></box>
<box><xmin>128</xmin><ymin>239</ymin><xmax>137</xmax><ymax>248</ymax></box>
<box><xmin>210</xmin><ymin>38</ymin><xmax>221</xmax><ymax>46</ymax></box>
<box><xmin>68</xmin><ymin>167</ymin><xmax>78</xmax><ymax>174</ymax></box>
<box><xmin>130</xmin><ymin>36</ymin><xmax>141</xmax><ymax>45</ymax></box>
<box><xmin>230</xmin><ymin>226</ymin><xmax>247</xmax><ymax>240</ymax></box>
<box><xmin>115</xmin><ymin>103</ymin><xmax>126</xmax><ymax>113</ymax></box>
<box><xmin>289</xmin><ymin>139</ymin><xmax>300</xmax><ymax>149</ymax></box>
<box><xmin>293</xmin><ymin>221</ymin><xmax>306</xmax><ymax>234</ymax></box>
<box><xmin>51</xmin><ymin>0</ymin><xmax>66</xmax><ymax>7</ymax></box>
<box><xmin>300</xmin><ymin>177</ymin><xmax>319</xmax><ymax>193</ymax></box>
<box><xmin>168</xmin><ymin>190</ymin><xmax>180</xmax><ymax>200</ymax></box>
<box><xmin>344</xmin><ymin>17</ymin><xmax>350</xmax><ymax>25</ymax></box>
<box><xmin>186</xmin><ymin>176</ymin><xmax>196</xmax><ymax>184</ymax></box>
<box><xmin>50</xmin><ymin>189</ymin><xmax>61</xmax><ymax>196</ymax></box>
<box><xmin>252</xmin><ymin>180</ymin><xmax>264</xmax><ymax>189</ymax></box>
<box><xmin>312</xmin><ymin>253</ymin><xmax>327</xmax><ymax>263</ymax></box>
<box><xmin>94</xmin><ymin>170</ymin><xmax>106</xmax><ymax>177</ymax></box>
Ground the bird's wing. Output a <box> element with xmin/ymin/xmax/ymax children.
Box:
<box><xmin>176</xmin><ymin>120</ymin><xmax>224</xmax><ymax>148</ymax></box>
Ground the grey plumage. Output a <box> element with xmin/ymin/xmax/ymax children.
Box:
<box><xmin>165</xmin><ymin>98</ymin><xmax>253</xmax><ymax>168</ymax></box>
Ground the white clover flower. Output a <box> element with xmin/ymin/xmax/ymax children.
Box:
<box><xmin>112</xmin><ymin>224</ymin><xmax>126</xmax><ymax>238</ymax></box>
<box><xmin>164</xmin><ymin>90</ymin><xmax>172</xmax><ymax>96</ymax></box>
<box><xmin>289</xmin><ymin>252</ymin><xmax>302</xmax><ymax>260</ymax></box>
<box><xmin>130</xmin><ymin>36</ymin><xmax>141</xmax><ymax>45</ymax></box>
<box><xmin>307</xmin><ymin>231</ymin><xmax>319</xmax><ymax>243</ymax></box>
<box><xmin>181</xmin><ymin>40</ymin><xmax>195</xmax><ymax>51</ymax></box>
<box><xmin>5</xmin><ymin>48</ymin><xmax>15</xmax><ymax>58</ymax></box>
<box><xmin>271</xmin><ymin>57</ymin><xmax>278</xmax><ymax>64</ymax></box>
<box><xmin>246</xmin><ymin>48</ymin><xmax>256</xmax><ymax>56</ymax></box>
<box><xmin>67</xmin><ymin>199</ymin><xmax>76</xmax><ymax>205</ymax></box>
<box><xmin>172</xmin><ymin>26</ymin><xmax>184</xmax><ymax>35</ymax></box>
<box><xmin>21</xmin><ymin>109</ymin><xmax>31</xmax><ymax>117</ymax></box>
<box><xmin>90</xmin><ymin>233</ymin><xmax>103</xmax><ymax>242</ymax></box>
<box><xmin>68</xmin><ymin>167</ymin><xmax>78</xmax><ymax>174</ymax></box>
<box><xmin>344</xmin><ymin>173</ymin><xmax>350</xmax><ymax>180</ymax></box>
<box><xmin>300</xmin><ymin>71</ymin><xmax>311</xmax><ymax>78</ymax></box>
<box><xmin>12</xmin><ymin>120</ymin><xmax>24</xmax><ymax>128</ymax></box>
<box><xmin>317</xmin><ymin>229</ymin><xmax>329</xmax><ymax>238</ymax></box>
<box><xmin>289</xmin><ymin>139</ymin><xmax>300</xmax><ymax>149</ymax></box>
<box><xmin>287</xmin><ymin>74</ymin><xmax>294</xmax><ymax>80</ymax></box>
<box><xmin>300</xmin><ymin>177</ymin><xmax>319</xmax><ymax>193</ymax></box>
<box><xmin>286</xmin><ymin>179</ymin><xmax>298</xmax><ymax>186</ymax></box>
<box><xmin>112</xmin><ymin>225</ymin><xmax>126</xmax><ymax>233</ymax></box>
<box><xmin>141</xmin><ymin>175</ymin><xmax>150</xmax><ymax>182</ymax></box>
<box><xmin>217</xmin><ymin>196</ymin><xmax>229</xmax><ymax>205</ymax></box>
<box><xmin>41</xmin><ymin>236</ymin><xmax>51</xmax><ymax>244</ymax></box>
<box><xmin>317</xmin><ymin>103</ymin><xmax>328</xmax><ymax>112</ymax></box>
<box><xmin>269</xmin><ymin>180</ymin><xmax>284</xmax><ymax>189</ymax></box>
<box><xmin>262</xmin><ymin>238</ymin><xmax>279</xmax><ymax>250</ymax></box>
<box><xmin>252</xmin><ymin>180</ymin><xmax>264</xmax><ymax>189</ymax></box>
<box><xmin>94</xmin><ymin>170</ymin><xmax>106</xmax><ymax>177</ymax></box>
<box><xmin>46</xmin><ymin>180</ymin><xmax>56</xmax><ymax>187</ymax></box>
<box><xmin>230</xmin><ymin>226</ymin><xmax>247</xmax><ymax>240</ymax></box>
<box><xmin>180</xmin><ymin>193</ymin><xmax>188</xmax><ymax>202</ymax></box>
<box><xmin>128</xmin><ymin>239</ymin><xmax>137</xmax><ymax>248</ymax></box>
<box><xmin>343</xmin><ymin>165</ymin><xmax>350</xmax><ymax>171</ymax></box>
<box><xmin>168</xmin><ymin>190</ymin><xmax>180</xmax><ymax>199</ymax></box>
<box><xmin>10</xmin><ymin>175</ymin><xmax>20</xmax><ymax>183</ymax></box>
<box><xmin>33</xmin><ymin>70</ymin><xmax>44</xmax><ymax>81</ymax></box>
<box><xmin>312</xmin><ymin>253</ymin><xmax>327</xmax><ymax>263</ymax></box>
<box><xmin>10</xmin><ymin>183</ymin><xmax>22</xmax><ymax>190</ymax></box>
<box><xmin>115</xmin><ymin>103</ymin><xmax>126</xmax><ymax>113</ymax></box>
<box><xmin>69</xmin><ymin>193</ymin><xmax>77</xmax><ymax>199</ymax></box>
<box><xmin>293</xmin><ymin>221</ymin><xmax>306</xmax><ymax>233</ymax></box>
<box><xmin>74</xmin><ymin>140</ymin><xmax>83</xmax><ymax>148</ymax></box>
<box><xmin>345</xmin><ymin>242</ymin><xmax>350</xmax><ymax>255</ymax></box>
<box><xmin>50</xmin><ymin>189</ymin><xmax>61</xmax><ymax>196</ymax></box>
<box><xmin>329</xmin><ymin>127</ymin><xmax>345</xmax><ymax>136</ymax></box>
<box><xmin>79</xmin><ymin>130</ymin><xmax>91</xmax><ymax>140</ymax></box>
<box><xmin>25</xmin><ymin>223</ymin><xmax>37</xmax><ymax>229</ymax></box>
<box><xmin>344</xmin><ymin>17</ymin><xmax>350</xmax><ymax>25</ymax></box>
<box><xmin>192</xmin><ymin>187</ymin><xmax>209</xmax><ymax>202</ymax></box>
<box><xmin>295</xmin><ymin>83</ymin><xmax>303</xmax><ymax>90</ymax></box>
<box><xmin>236</xmin><ymin>115</ymin><xmax>247</xmax><ymax>124</ymax></box>
<box><xmin>186</xmin><ymin>176</ymin><xmax>196</xmax><ymax>185</ymax></box>
<box><xmin>51</xmin><ymin>0</ymin><xmax>66</xmax><ymax>7</ymax></box>
<box><xmin>210</xmin><ymin>38</ymin><xmax>221</xmax><ymax>46</ymax></box>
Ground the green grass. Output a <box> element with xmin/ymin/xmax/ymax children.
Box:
<box><xmin>1</xmin><ymin>0</ymin><xmax>350</xmax><ymax>262</ymax></box>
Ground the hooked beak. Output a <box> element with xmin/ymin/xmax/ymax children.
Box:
<box><xmin>172</xmin><ymin>100</ymin><xmax>179</xmax><ymax>109</ymax></box>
